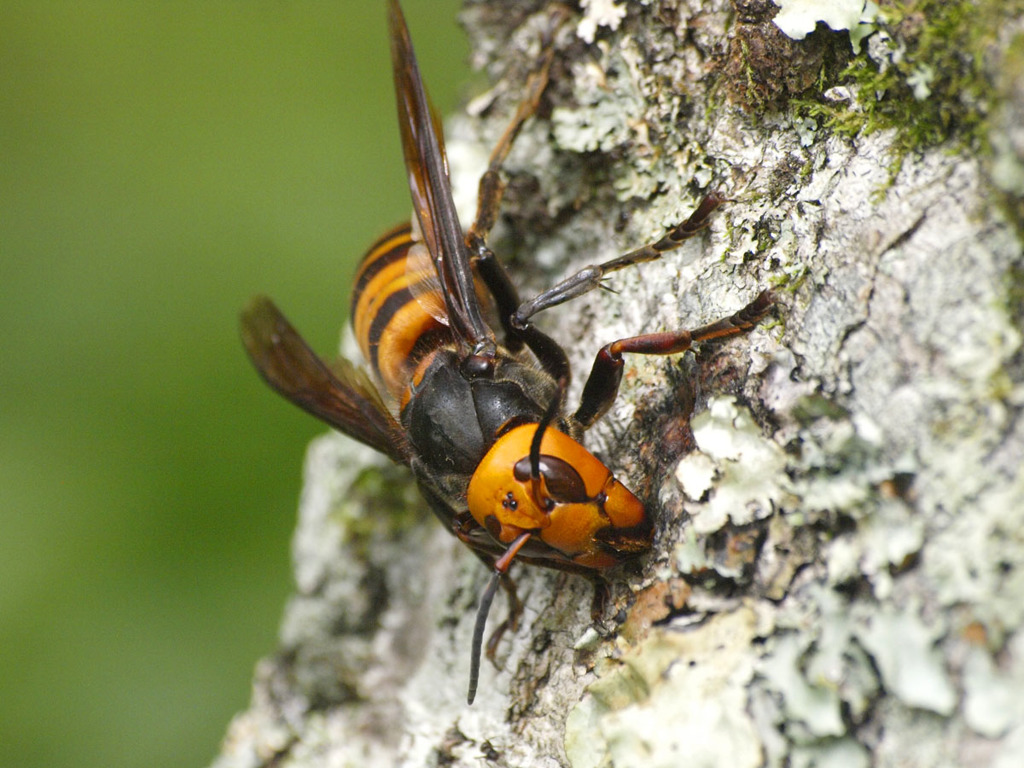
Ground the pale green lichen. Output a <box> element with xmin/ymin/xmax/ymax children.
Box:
<box><xmin>550</xmin><ymin>52</ymin><xmax>640</xmax><ymax>165</ymax></box>
<box><xmin>962</xmin><ymin>642</ymin><xmax>1024</xmax><ymax>739</ymax></box>
<box><xmin>854</xmin><ymin>605</ymin><xmax>958</xmax><ymax>715</ymax></box>
<box><xmin>758</xmin><ymin>631</ymin><xmax>845</xmax><ymax>739</ymax></box>
<box><xmin>576</xmin><ymin>0</ymin><xmax>628</xmax><ymax>45</ymax></box>
<box><xmin>673</xmin><ymin>525</ymin><xmax>711</xmax><ymax>575</ymax></box>
<box><xmin>675</xmin><ymin>396</ymin><xmax>790</xmax><ymax>535</ymax></box>
<box><xmin>772</xmin><ymin>0</ymin><xmax>879</xmax><ymax>47</ymax></box>
<box><xmin>549</xmin><ymin>40</ymin><xmax>677</xmax><ymax>207</ymax></box>
<box><xmin>674</xmin><ymin>450</ymin><xmax>717</xmax><ymax>501</ymax></box>
<box><xmin>925</xmin><ymin>473</ymin><xmax>1024</xmax><ymax>637</ymax></box>
<box><xmin>824</xmin><ymin>496</ymin><xmax>924</xmax><ymax>591</ymax></box>
<box><xmin>758</xmin><ymin>584</ymin><xmax>881</xmax><ymax>746</ymax></box>
<box><xmin>565</xmin><ymin>609</ymin><xmax>762</xmax><ymax>768</ymax></box>
<box><xmin>790</xmin><ymin>739</ymin><xmax>870</xmax><ymax>768</ymax></box>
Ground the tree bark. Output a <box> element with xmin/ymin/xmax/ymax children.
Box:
<box><xmin>214</xmin><ymin>2</ymin><xmax>1024</xmax><ymax>766</ymax></box>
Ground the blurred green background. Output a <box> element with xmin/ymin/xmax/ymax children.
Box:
<box><xmin>0</xmin><ymin>1</ymin><xmax>466</xmax><ymax>766</ymax></box>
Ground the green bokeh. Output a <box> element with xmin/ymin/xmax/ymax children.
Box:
<box><xmin>0</xmin><ymin>2</ymin><xmax>467</xmax><ymax>766</ymax></box>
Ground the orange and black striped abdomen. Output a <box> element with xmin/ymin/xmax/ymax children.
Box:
<box><xmin>351</xmin><ymin>223</ymin><xmax>450</xmax><ymax>401</ymax></box>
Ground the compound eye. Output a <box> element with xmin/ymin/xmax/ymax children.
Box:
<box><xmin>513</xmin><ymin>454</ymin><xmax>589</xmax><ymax>503</ymax></box>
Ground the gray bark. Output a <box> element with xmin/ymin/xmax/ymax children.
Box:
<box><xmin>214</xmin><ymin>2</ymin><xmax>1024</xmax><ymax>766</ymax></box>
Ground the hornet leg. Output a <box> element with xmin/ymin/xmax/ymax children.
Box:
<box><xmin>573</xmin><ymin>290</ymin><xmax>773</xmax><ymax>429</ymax></box>
<box><xmin>513</xmin><ymin>194</ymin><xmax>727</xmax><ymax>326</ymax></box>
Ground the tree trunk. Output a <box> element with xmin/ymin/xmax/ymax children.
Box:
<box><xmin>213</xmin><ymin>2</ymin><xmax>1024</xmax><ymax>766</ymax></box>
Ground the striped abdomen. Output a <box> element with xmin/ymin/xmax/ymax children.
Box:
<box><xmin>351</xmin><ymin>223</ymin><xmax>451</xmax><ymax>401</ymax></box>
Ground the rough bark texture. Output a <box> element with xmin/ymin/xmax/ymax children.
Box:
<box><xmin>214</xmin><ymin>2</ymin><xmax>1024</xmax><ymax>767</ymax></box>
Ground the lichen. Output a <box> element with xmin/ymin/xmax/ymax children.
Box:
<box><xmin>674</xmin><ymin>396</ymin><xmax>790</xmax><ymax>535</ymax></box>
<box><xmin>789</xmin><ymin>0</ymin><xmax>1013</xmax><ymax>178</ymax></box>
<box><xmin>961</xmin><ymin>641</ymin><xmax>1024</xmax><ymax>739</ymax></box>
<box><xmin>772</xmin><ymin>0</ymin><xmax>879</xmax><ymax>45</ymax></box>
<box><xmin>988</xmin><ymin>31</ymin><xmax>1024</xmax><ymax>236</ymax></box>
<box><xmin>757</xmin><ymin>629</ymin><xmax>846</xmax><ymax>739</ymax></box>
<box><xmin>576</xmin><ymin>0</ymin><xmax>628</xmax><ymax>44</ymax></box>
<box><xmin>565</xmin><ymin>608</ymin><xmax>762</xmax><ymax>768</ymax></box>
<box><xmin>853</xmin><ymin>603</ymin><xmax>958</xmax><ymax>715</ymax></box>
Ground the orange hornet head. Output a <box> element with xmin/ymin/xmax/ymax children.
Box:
<box><xmin>466</xmin><ymin>424</ymin><xmax>653</xmax><ymax>569</ymax></box>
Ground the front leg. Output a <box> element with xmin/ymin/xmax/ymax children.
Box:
<box><xmin>512</xmin><ymin>194</ymin><xmax>727</xmax><ymax>326</ymax></box>
<box><xmin>573</xmin><ymin>290</ymin><xmax>773</xmax><ymax>429</ymax></box>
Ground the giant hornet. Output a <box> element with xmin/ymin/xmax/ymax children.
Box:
<box><xmin>241</xmin><ymin>0</ymin><xmax>772</xmax><ymax>704</ymax></box>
